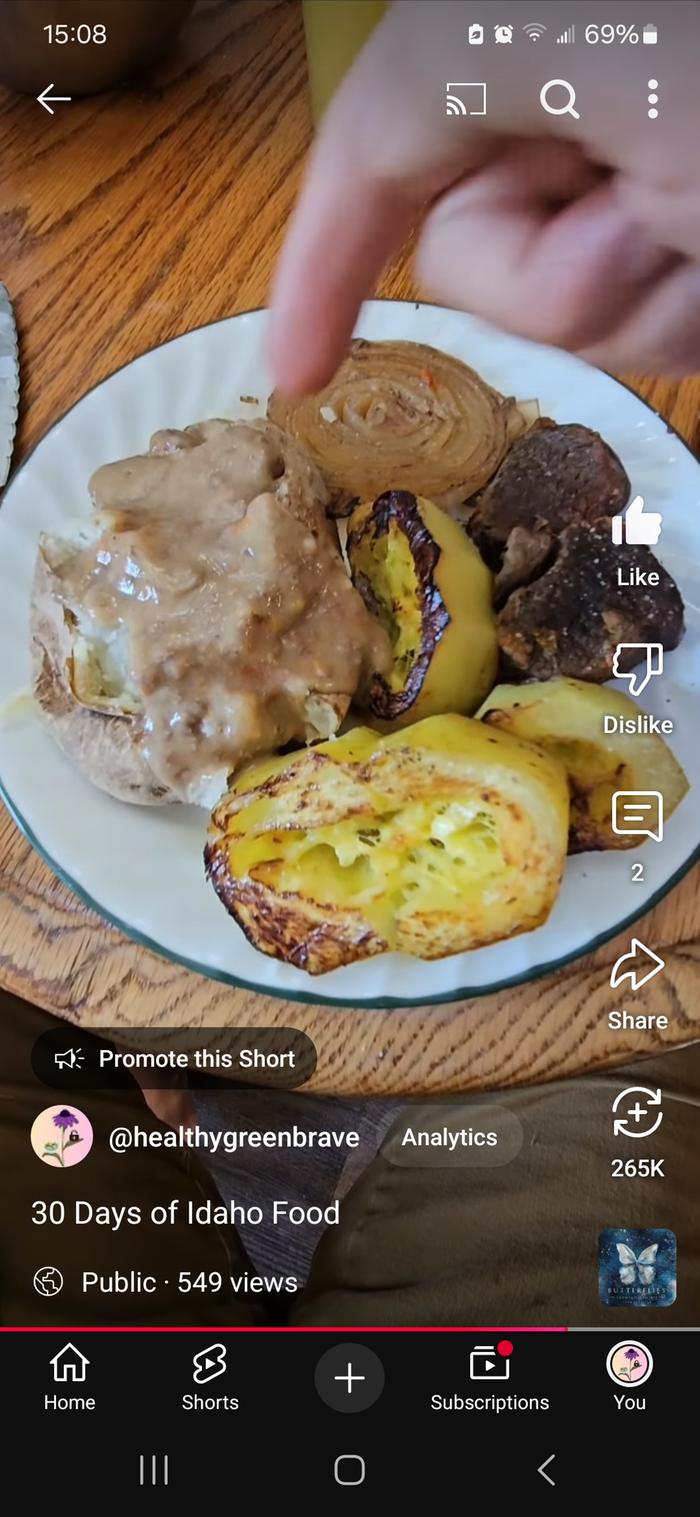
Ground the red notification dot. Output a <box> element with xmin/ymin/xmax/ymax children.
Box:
<box><xmin>497</xmin><ymin>1339</ymin><xmax>513</xmax><ymax>1357</ymax></box>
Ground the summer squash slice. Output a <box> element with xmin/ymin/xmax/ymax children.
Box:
<box><xmin>478</xmin><ymin>678</ymin><xmax>688</xmax><ymax>853</ymax></box>
<box><xmin>347</xmin><ymin>490</ymin><xmax>498</xmax><ymax>727</ymax></box>
<box><xmin>205</xmin><ymin>715</ymin><xmax>570</xmax><ymax>974</ymax></box>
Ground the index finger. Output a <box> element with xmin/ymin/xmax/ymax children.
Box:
<box><xmin>267</xmin><ymin>5</ymin><xmax>498</xmax><ymax>393</ymax></box>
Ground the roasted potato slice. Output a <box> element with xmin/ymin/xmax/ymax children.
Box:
<box><xmin>205</xmin><ymin>714</ymin><xmax>570</xmax><ymax>974</ymax></box>
<box><xmin>347</xmin><ymin>491</ymin><xmax>498</xmax><ymax>727</ymax></box>
<box><xmin>478</xmin><ymin>678</ymin><xmax>689</xmax><ymax>853</ymax></box>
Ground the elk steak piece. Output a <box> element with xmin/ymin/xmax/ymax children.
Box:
<box><xmin>498</xmin><ymin>520</ymin><xmax>684</xmax><ymax>682</ymax></box>
<box><xmin>493</xmin><ymin>522</ymin><xmax>554</xmax><ymax>607</ymax></box>
<box><xmin>468</xmin><ymin>419</ymin><xmax>630</xmax><ymax>567</ymax></box>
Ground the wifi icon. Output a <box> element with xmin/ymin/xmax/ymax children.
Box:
<box><xmin>523</xmin><ymin>21</ymin><xmax>547</xmax><ymax>40</ymax></box>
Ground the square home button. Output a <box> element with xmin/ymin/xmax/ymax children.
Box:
<box><xmin>334</xmin><ymin>1455</ymin><xmax>366</xmax><ymax>1487</ymax></box>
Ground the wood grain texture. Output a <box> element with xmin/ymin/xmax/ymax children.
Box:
<box><xmin>1</xmin><ymin>0</ymin><xmax>699</xmax><ymax>1093</ymax></box>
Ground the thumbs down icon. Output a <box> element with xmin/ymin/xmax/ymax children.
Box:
<box><xmin>612</xmin><ymin>642</ymin><xmax>663</xmax><ymax>697</ymax></box>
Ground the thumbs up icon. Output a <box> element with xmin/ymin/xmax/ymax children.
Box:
<box><xmin>611</xmin><ymin>494</ymin><xmax>662</xmax><ymax>546</ymax></box>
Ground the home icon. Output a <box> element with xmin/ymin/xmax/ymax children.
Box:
<box><xmin>50</xmin><ymin>1342</ymin><xmax>90</xmax><ymax>1383</ymax></box>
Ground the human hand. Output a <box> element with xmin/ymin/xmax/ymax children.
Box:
<box><xmin>269</xmin><ymin>0</ymin><xmax>700</xmax><ymax>390</ymax></box>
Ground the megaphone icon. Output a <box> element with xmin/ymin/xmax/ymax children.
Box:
<box><xmin>54</xmin><ymin>1048</ymin><xmax>85</xmax><ymax>1070</ymax></box>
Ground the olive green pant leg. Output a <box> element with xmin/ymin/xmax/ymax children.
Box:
<box><xmin>293</xmin><ymin>1044</ymin><xmax>700</xmax><ymax>1327</ymax></box>
<box><xmin>0</xmin><ymin>992</ymin><xmax>257</xmax><ymax>1326</ymax></box>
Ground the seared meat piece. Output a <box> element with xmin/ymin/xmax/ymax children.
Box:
<box><xmin>494</xmin><ymin>523</ymin><xmax>554</xmax><ymax>607</ymax></box>
<box><xmin>498</xmin><ymin>520</ymin><xmax>684</xmax><ymax>682</ymax></box>
<box><xmin>468</xmin><ymin>419</ymin><xmax>630</xmax><ymax>567</ymax></box>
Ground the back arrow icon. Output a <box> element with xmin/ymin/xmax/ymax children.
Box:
<box><xmin>538</xmin><ymin>1453</ymin><xmax>556</xmax><ymax>1486</ymax></box>
<box><xmin>37</xmin><ymin>85</ymin><xmax>73</xmax><ymax>115</ymax></box>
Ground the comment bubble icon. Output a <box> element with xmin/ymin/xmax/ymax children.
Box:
<box><xmin>612</xmin><ymin>790</ymin><xmax>664</xmax><ymax>843</ymax></box>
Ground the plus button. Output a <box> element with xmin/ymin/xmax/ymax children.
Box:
<box><xmin>334</xmin><ymin>1362</ymin><xmax>366</xmax><ymax>1395</ymax></box>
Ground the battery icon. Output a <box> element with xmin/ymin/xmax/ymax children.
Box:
<box><xmin>643</xmin><ymin>24</ymin><xmax>658</xmax><ymax>44</ymax></box>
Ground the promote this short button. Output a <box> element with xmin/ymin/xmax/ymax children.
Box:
<box><xmin>315</xmin><ymin>1343</ymin><xmax>385</xmax><ymax>1412</ymax></box>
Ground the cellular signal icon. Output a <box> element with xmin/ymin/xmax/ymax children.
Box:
<box><xmin>556</xmin><ymin>24</ymin><xmax>575</xmax><ymax>44</ymax></box>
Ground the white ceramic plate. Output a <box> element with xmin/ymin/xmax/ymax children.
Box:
<box><xmin>1</xmin><ymin>301</ymin><xmax>699</xmax><ymax>1008</ymax></box>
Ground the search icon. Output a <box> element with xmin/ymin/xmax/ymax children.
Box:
<box><xmin>540</xmin><ymin>78</ymin><xmax>580</xmax><ymax>119</ymax></box>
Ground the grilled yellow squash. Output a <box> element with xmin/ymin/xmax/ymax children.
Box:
<box><xmin>478</xmin><ymin>678</ymin><xmax>688</xmax><ymax>853</ymax></box>
<box><xmin>347</xmin><ymin>491</ymin><xmax>498</xmax><ymax>727</ymax></box>
<box><xmin>205</xmin><ymin>714</ymin><xmax>570</xmax><ymax>974</ymax></box>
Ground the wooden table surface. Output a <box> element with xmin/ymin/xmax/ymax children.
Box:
<box><xmin>1</xmin><ymin>0</ymin><xmax>699</xmax><ymax>1095</ymax></box>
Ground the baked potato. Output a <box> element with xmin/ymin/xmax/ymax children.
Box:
<box><xmin>478</xmin><ymin>678</ymin><xmax>689</xmax><ymax>853</ymax></box>
<box><xmin>205</xmin><ymin>714</ymin><xmax>570</xmax><ymax>974</ymax></box>
<box><xmin>31</xmin><ymin>526</ymin><xmax>176</xmax><ymax>806</ymax></box>
<box><xmin>347</xmin><ymin>491</ymin><xmax>498</xmax><ymax>727</ymax></box>
<box><xmin>30</xmin><ymin>419</ymin><xmax>388</xmax><ymax>808</ymax></box>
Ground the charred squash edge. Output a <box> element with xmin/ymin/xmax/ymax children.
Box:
<box><xmin>347</xmin><ymin>489</ymin><xmax>449</xmax><ymax>720</ymax></box>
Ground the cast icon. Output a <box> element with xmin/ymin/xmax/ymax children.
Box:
<box><xmin>446</xmin><ymin>82</ymin><xmax>487</xmax><ymax>116</ymax></box>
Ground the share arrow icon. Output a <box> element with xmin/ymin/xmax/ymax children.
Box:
<box><xmin>609</xmin><ymin>938</ymin><xmax>665</xmax><ymax>992</ymax></box>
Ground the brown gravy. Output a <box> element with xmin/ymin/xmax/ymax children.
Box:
<box><xmin>56</xmin><ymin>419</ymin><xmax>390</xmax><ymax>801</ymax></box>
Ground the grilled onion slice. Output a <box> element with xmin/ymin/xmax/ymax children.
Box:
<box><xmin>267</xmin><ymin>339</ymin><xmax>520</xmax><ymax>515</ymax></box>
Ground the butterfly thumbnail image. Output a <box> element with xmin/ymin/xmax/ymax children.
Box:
<box><xmin>599</xmin><ymin>1228</ymin><xmax>677</xmax><ymax>1307</ymax></box>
